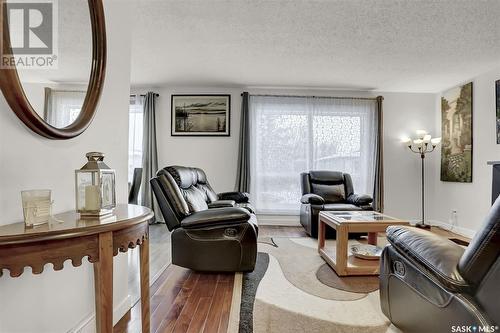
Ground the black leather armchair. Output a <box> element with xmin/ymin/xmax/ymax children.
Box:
<box><xmin>150</xmin><ymin>165</ymin><xmax>257</xmax><ymax>272</ymax></box>
<box><xmin>380</xmin><ymin>198</ymin><xmax>500</xmax><ymax>332</ymax></box>
<box><xmin>300</xmin><ymin>171</ymin><xmax>373</xmax><ymax>238</ymax></box>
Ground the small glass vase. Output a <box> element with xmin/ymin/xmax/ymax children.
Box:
<box><xmin>21</xmin><ymin>190</ymin><xmax>52</xmax><ymax>228</ymax></box>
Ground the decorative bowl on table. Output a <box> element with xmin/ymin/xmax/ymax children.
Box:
<box><xmin>350</xmin><ymin>244</ymin><xmax>383</xmax><ymax>260</ymax></box>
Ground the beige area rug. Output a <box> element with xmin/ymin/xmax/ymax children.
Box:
<box><xmin>254</xmin><ymin>254</ymin><xmax>388</xmax><ymax>333</ymax></box>
<box><xmin>316</xmin><ymin>264</ymin><xmax>379</xmax><ymax>293</ymax></box>
<box><xmin>261</xmin><ymin>237</ymin><xmax>387</xmax><ymax>301</ymax></box>
<box><xmin>229</xmin><ymin>236</ymin><xmax>402</xmax><ymax>333</ymax></box>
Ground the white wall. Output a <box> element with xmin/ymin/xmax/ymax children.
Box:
<box><xmin>0</xmin><ymin>1</ymin><xmax>133</xmax><ymax>332</ymax></box>
<box><xmin>137</xmin><ymin>85</ymin><xmax>437</xmax><ymax>222</ymax></box>
<box><xmin>132</xmin><ymin>86</ymin><xmax>243</xmax><ymax>192</ymax></box>
<box><xmin>382</xmin><ymin>92</ymin><xmax>439</xmax><ymax>221</ymax></box>
<box><xmin>429</xmin><ymin>67</ymin><xmax>500</xmax><ymax>237</ymax></box>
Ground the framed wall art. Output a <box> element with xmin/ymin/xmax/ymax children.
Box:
<box><xmin>440</xmin><ymin>82</ymin><xmax>473</xmax><ymax>183</ymax></box>
<box><xmin>171</xmin><ymin>94</ymin><xmax>230</xmax><ymax>136</ymax></box>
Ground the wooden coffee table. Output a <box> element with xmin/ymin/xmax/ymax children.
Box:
<box><xmin>318</xmin><ymin>211</ymin><xmax>409</xmax><ymax>276</ymax></box>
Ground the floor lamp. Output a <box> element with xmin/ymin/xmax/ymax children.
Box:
<box><xmin>402</xmin><ymin>130</ymin><xmax>441</xmax><ymax>229</ymax></box>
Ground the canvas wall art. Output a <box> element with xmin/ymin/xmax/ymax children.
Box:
<box><xmin>440</xmin><ymin>82</ymin><xmax>473</xmax><ymax>183</ymax></box>
<box><xmin>171</xmin><ymin>95</ymin><xmax>230</xmax><ymax>136</ymax></box>
<box><xmin>496</xmin><ymin>80</ymin><xmax>500</xmax><ymax>143</ymax></box>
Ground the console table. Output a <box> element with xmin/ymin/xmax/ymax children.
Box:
<box><xmin>0</xmin><ymin>204</ymin><xmax>154</xmax><ymax>333</ymax></box>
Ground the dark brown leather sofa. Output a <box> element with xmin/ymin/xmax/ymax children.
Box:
<box><xmin>300</xmin><ymin>171</ymin><xmax>373</xmax><ymax>238</ymax></box>
<box><xmin>150</xmin><ymin>166</ymin><xmax>257</xmax><ymax>272</ymax></box>
<box><xmin>380</xmin><ymin>198</ymin><xmax>500</xmax><ymax>332</ymax></box>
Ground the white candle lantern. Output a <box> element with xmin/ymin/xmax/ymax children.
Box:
<box><xmin>75</xmin><ymin>152</ymin><xmax>116</xmax><ymax>218</ymax></box>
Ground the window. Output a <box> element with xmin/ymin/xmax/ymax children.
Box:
<box><xmin>250</xmin><ymin>96</ymin><xmax>378</xmax><ymax>214</ymax></box>
<box><xmin>128</xmin><ymin>94</ymin><xmax>144</xmax><ymax>183</ymax></box>
<box><xmin>44</xmin><ymin>88</ymin><xmax>86</xmax><ymax>128</ymax></box>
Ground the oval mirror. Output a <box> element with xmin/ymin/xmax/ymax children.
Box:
<box><xmin>0</xmin><ymin>0</ymin><xmax>106</xmax><ymax>139</ymax></box>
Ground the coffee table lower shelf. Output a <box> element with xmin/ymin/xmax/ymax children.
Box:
<box><xmin>319</xmin><ymin>247</ymin><xmax>380</xmax><ymax>276</ymax></box>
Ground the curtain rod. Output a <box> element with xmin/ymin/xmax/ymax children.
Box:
<box><xmin>130</xmin><ymin>93</ymin><xmax>160</xmax><ymax>97</ymax></box>
<box><xmin>241</xmin><ymin>93</ymin><xmax>382</xmax><ymax>101</ymax></box>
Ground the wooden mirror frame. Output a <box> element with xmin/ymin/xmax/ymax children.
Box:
<box><xmin>0</xmin><ymin>0</ymin><xmax>106</xmax><ymax>140</ymax></box>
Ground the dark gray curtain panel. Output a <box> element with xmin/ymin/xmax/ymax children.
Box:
<box><xmin>373</xmin><ymin>96</ymin><xmax>385</xmax><ymax>212</ymax></box>
<box><xmin>43</xmin><ymin>87</ymin><xmax>52</xmax><ymax>121</ymax></box>
<box><xmin>235</xmin><ymin>92</ymin><xmax>251</xmax><ymax>192</ymax></box>
<box><xmin>140</xmin><ymin>92</ymin><xmax>161</xmax><ymax>222</ymax></box>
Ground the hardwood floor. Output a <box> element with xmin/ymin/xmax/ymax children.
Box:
<box><xmin>258</xmin><ymin>225</ymin><xmax>307</xmax><ymax>238</ymax></box>
<box><xmin>114</xmin><ymin>224</ymin><xmax>468</xmax><ymax>333</ymax></box>
<box><xmin>429</xmin><ymin>225</ymin><xmax>471</xmax><ymax>243</ymax></box>
<box><xmin>114</xmin><ymin>265</ymin><xmax>234</xmax><ymax>333</ymax></box>
<box><xmin>115</xmin><ymin>225</ymin><xmax>303</xmax><ymax>333</ymax></box>
<box><xmin>129</xmin><ymin>223</ymin><xmax>172</xmax><ymax>307</ymax></box>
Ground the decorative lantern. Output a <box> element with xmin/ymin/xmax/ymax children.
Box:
<box><xmin>75</xmin><ymin>152</ymin><xmax>116</xmax><ymax>218</ymax></box>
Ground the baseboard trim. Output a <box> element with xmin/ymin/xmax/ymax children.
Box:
<box><xmin>151</xmin><ymin>263</ymin><xmax>170</xmax><ymax>287</ymax></box>
<box><xmin>426</xmin><ymin>219</ymin><xmax>476</xmax><ymax>238</ymax></box>
<box><xmin>256</xmin><ymin>214</ymin><xmax>300</xmax><ymax>226</ymax></box>
<box><xmin>70</xmin><ymin>294</ymin><xmax>131</xmax><ymax>333</ymax></box>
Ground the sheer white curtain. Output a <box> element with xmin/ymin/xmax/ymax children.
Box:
<box><xmin>249</xmin><ymin>95</ymin><xmax>377</xmax><ymax>215</ymax></box>
<box><xmin>128</xmin><ymin>94</ymin><xmax>144</xmax><ymax>183</ymax></box>
<box><xmin>44</xmin><ymin>88</ymin><xmax>86</xmax><ymax>128</ymax></box>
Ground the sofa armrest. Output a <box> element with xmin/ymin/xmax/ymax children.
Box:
<box><xmin>300</xmin><ymin>193</ymin><xmax>325</xmax><ymax>205</ymax></box>
<box><xmin>218</xmin><ymin>191</ymin><xmax>250</xmax><ymax>203</ymax></box>
<box><xmin>181</xmin><ymin>207</ymin><xmax>251</xmax><ymax>229</ymax></box>
<box><xmin>346</xmin><ymin>194</ymin><xmax>373</xmax><ymax>206</ymax></box>
<box><xmin>208</xmin><ymin>200</ymin><xmax>236</xmax><ymax>208</ymax></box>
<box><xmin>386</xmin><ymin>226</ymin><xmax>469</xmax><ymax>292</ymax></box>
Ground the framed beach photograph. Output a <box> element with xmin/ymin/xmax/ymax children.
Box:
<box><xmin>171</xmin><ymin>94</ymin><xmax>231</xmax><ymax>136</ymax></box>
<box><xmin>440</xmin><ymin>82</ymin><xmax>473</xmax><ymax>183</ymax></box>
<box><xmin>496</xmin><ymin>80</ymin><xmax>500</xmax><ymax>143</ymax></box>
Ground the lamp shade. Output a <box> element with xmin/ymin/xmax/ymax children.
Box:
<box><xmin>431</xmin><ymin>137</ymin><xmax>442</xmax><ymax>145</ymax></box>
<box><xmin>401</xmin><ymin>137</ymin><xmax>412</xmax><ymax>145</ymax></box>
<box><xmin>416</xmin><ymin>129</ymin><xmax>427</xmax><ymax>138</ymax></box>
<box><xmin>413</xmin><ymin>139</ymin><xmax>423</xmax><ymax>145</ymax></box>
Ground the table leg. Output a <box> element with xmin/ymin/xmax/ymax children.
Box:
<box><xmin>140</xmin><ymin>237</ymin><xmax>150</xmax><ymax>333</ymax></box>
<box><xmin>336</xmin><ymin>225</ymin><xmax>348</xmax><ymax>276</ymax></box>
<box><xmin>367</xmin><ymin>232</ymin><xmax>378</xmax><ymax>245</ymax></box>
<box><xmin>318</xmin><ymin>218</ymin><xmax>326</xmax><ymax>251</ymax></box>
<box><xmin>94</xmin><ymin>231</ymin><xmax>113</xmax><ymax>333</ymax></box>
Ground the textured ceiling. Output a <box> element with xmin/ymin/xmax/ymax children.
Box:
<box><xmin>130</xmin><ymin>0</ymin><xmax>500</xmax><ymax>92</ymax></box>
<box><xmin>16</xmin><ymin>0</ymin><xmax>92</xmax><ymax>84</ymax></box>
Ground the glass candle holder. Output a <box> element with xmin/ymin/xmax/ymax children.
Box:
<box><xmin>21</xmin><ymin>189</ymin><xmax>52</xmax><ymax>228</ymax></box>
<box><xmin>75</xmin><ymin>152</ymin><xmax>116</xmax><ymax>218</ymax></box>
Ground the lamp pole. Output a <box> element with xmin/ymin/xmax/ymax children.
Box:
<box><xmin>421</xmin><ymin>152</ymin><xmax>425</xmax><ymax>225</ymax></box>
<box><xmin>402</xmin><ymin>131</ymin><xmax>441</xmax><ymax>229</ymax></box>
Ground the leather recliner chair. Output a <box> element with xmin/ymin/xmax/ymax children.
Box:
<box><xmin>150</xmin><ymin>165</ymin><xmax>258</xmax><ymax>272</ymax></box>
<box><xmin>380</xmin><ymin>198</ymin><xmax>500</xmax><ymax>332</ymax></box>
<box><xmin>300</xmin><ymin>171</ymin><xmax>373</xmax><ymax>238</ymax></box>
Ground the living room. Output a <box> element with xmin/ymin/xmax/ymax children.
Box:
<box><xmin>0</xmin><ymin>1</ymin><xmax>499</xmax><ymax>333</ymax></box>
